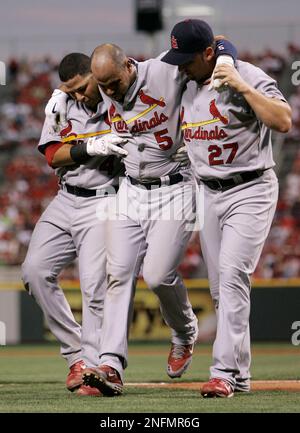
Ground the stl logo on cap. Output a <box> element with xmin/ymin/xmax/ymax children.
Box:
<box><xmin>171</xmin><ymin>35</ymin><xmax>178</xmax><ymax>49</ymax></box>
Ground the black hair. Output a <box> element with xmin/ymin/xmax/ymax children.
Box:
<box><xmin>58</xmin><ymin>53</ymin><xmax>91</xmax><ymax>82</ymax></box>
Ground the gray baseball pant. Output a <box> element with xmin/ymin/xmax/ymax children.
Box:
<box><xmin>99</xmin><ymin>178</ymin><xmax>199</xmax><ymax>380</ymax></box>
<box><xmin>198</xmin><ymin>169</ymin><xmax>278</xmax><ymax>387</ymax></box>
<box><xmin>22</xmin><ymin>190</ymin><xmax>114</xmax><ymax>368</ymax></box>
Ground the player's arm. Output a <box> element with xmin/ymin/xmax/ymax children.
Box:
<box><xmin>44</xmin><ymin>143</ymin><xmax>79</xmax><ymax>168</ymax></box>
<box><xmin>212</xmin><ymin>64</ymin><xmax>292</xmax><ymax>133</ymax></box>
<box><xmin>40</xmin><ymin>114</ymin><xmax>86</xmax><ymax>168</ymax></box>
<box><xmin>44</xmin><ymin>134</ymin><xmax>128</xmax><ymax>169</ymax></box>
<box><xmin>241</xmin><ymin>89</ymin><xmax>291</xmax><ymax>133</ymax></box>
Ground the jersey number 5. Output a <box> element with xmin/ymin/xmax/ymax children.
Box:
<box><xmin>208</xmin><ymin>142</ymin><xmax>238</xmax><ymax>166</ymax></box>
<box><xmin>154</xmin><ymin>129</ymin><xmax>173</xmax><ymax>150</ymax></box>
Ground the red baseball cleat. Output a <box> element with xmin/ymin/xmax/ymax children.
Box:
<box><xmin>76</xmin><ymin>385</ymin><xmax>102</xmax><ymax>397</ymax></box>
<box><xmin>167</xmin><ymin>343</ymin><xmax>193</xmax><ymax>378</ymax></box>
<box><xmin>66</xmin><ymin>360</ymin><xmax>85</xmax><ymax>392</ymax></box>
<box><xmin>201</xmin><ymin>378</ymin><xmax>234</xmax><ymax>398</ymax></box>
<box><xmin>83</xmin><ymin>365</ymin><xmax>123</xmax><ymax>397</ymax></box>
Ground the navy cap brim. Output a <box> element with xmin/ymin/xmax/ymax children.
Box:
<box><xmin>161</xmin><ymin>49</ymin><xmax>196</xmax><ymax>66</ymax></box>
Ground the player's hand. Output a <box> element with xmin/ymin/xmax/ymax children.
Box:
<box><xmin>45</xmin><ymin>89</ymin><xmax>68</xmax><ymax>133</ymax></box>
<box><xmin>171</xmin><ymin>145</ymin><xmax>190</xmax><ymax>165</ymax></box>
<box><xmin>86</xmin><ymin>133</ymin><xmax>128</xmax><ymax>157</ymax></box>
<box><xmin>212</xmin><ymin>63</ymin><xmax>250</xmax><ymax>94</ymax></box>
<box><xmin>209</xmin><ymin>56</ymin><xmax>234</xmax><ymax>92</ymax></box>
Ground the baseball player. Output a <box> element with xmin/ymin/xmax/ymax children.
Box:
<box><xmin>162</xmin><ymin>19</ymin><xmax>292</xmax><ymax>397</ymax></box>
<box><xmin>21</xmin><ymin>52</ymin><xmax>127</xmax><ymax>397</ymax></box>
<box><xmin>72</xmin><ymin>42</ymin><xmax>239</xmax><ymax>397</ymax></box>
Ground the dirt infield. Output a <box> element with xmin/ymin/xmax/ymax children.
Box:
<box><xmin>126</xmin><ymin>380</ymin><xmax>300</xmax><ymax>392</ymax></box>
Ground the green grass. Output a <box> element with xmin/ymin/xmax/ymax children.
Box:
<box><xmin>0</xmin><ymin>343</ymin><xmax>299</xmax><ymax>413</ymax></box>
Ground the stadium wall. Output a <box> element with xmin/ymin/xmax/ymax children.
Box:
<box><xmin>0</xmin><ymin>279</ymin><xmax>299</xmax><ymax>344</ymax></box>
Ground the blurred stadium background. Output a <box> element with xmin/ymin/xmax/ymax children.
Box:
<box><xmin>0</xmin><ymin>0</ymin><xmax>300</xmax><ymax>346</ymax></box>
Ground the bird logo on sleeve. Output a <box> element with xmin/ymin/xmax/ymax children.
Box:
<box><xmin>209</xmin><ymin>99</ymin><xmax>228</xmax><ymax>125</ymax></box>
<box><xmin>138</xmin><ymin>90</ymin><xmax>166</xmax><ymax>108</ymax></box>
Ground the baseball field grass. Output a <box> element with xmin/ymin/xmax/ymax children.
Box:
<box><xmin>0</xmin><ymin>342</ymin><xmax>299</xmax><ymax>413</ymax></box>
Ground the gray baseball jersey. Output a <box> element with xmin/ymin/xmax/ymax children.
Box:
<box><xmin>100</xmin><ymin>58</ymin><xmax>192</xmax><ymax>181</ymax></box>
<box><xmin>181</xmin><ymin>60</ymin><xmax>283</xmax><ymax>388</ymax></box>
<box><xmin>38</xmin><ymin>97</ymin><xmax>123</xmax><ymax>188</ymax></box>
<box><xmin>181</xmin><ymin>60</ymin><xmax>287</xmax><ymax>180</ymax></box>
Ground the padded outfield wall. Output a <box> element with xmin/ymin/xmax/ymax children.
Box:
<box><xmin>0</xmin><ymin>279</ymin><xmax>299</xmax><ymax>344</ymax></box>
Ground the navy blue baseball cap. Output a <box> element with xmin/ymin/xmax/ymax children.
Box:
<box><xmin>161</xmin><ymin>19</ymin><xmax>214</xmax><ymax>65</ymax></box>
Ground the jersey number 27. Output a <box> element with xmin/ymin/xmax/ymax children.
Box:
<box><xmin>208</xmin><ymin>142</ymin><xmax>238</xmax><ymax>166</ymax></box>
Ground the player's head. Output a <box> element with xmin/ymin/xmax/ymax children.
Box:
<box><xmin>161</xmin><ymin>19</ymin><xmax>215</xmax><ymax>83</ymax></box>
<box><xmin>58</xmin><ymin>53</ymin><xmax>101</xmax><ymax>111</ymax></box>
<box><xmin>91</xmin><ymin>44</ymin><xmax>136</xmax><ymax>102</ymax></box>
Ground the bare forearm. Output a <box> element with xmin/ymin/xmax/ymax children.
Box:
<box><xmin>242</xmin><ymin>85</ymin><xmax>292</xmax><ymax>133</ymax></box>
<box><xmin>52</xmin><ymin>144</ymin><xmax>75</xmax><ymax>168</ymax></box>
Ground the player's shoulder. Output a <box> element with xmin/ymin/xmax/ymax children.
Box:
<box><xmin>138</xmin><ymin>55</ymin><xmax>169</xmax><ymax>69</ymax></box>
<box><xmin>65</xmin><ymin>96</ymin><xmax>79</xmax><ymax>113</ymax></box>
<box><xmin>139</xmin><ymin>53</ymin><xmax>181</xmax><ymax>80</ymax></box>
<box><xmin>157</xmin><ymin>52</ymin><xmax>182</xmax><ymax>77</ymax></box>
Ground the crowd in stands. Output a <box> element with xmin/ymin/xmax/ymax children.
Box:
<box><xmin>0</xmin><ymin>46</ymin><xmax>300</xmax><ymax>278</ymax></box>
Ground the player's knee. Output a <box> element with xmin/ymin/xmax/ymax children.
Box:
<box><xmin>21</xmin><ymin>258</ymin><xmax>34</xmax><ymax>283</ymax></box>
<box><xmin>21</xmin><ymin>255</ymin><xmax>54</xmax><ymax>288</ymax></box>
<box><xmin>210</xmin><ymin>288</ymin><xmax>219</xmax><ymax>306</ymax></box>
<box><xmin>219</xmin><ymin>266</ymin><xmax>250</xmax><ymax>294</ymax></box>
<box><xmin>143</xmin><ymin>269</ymin><xmax>170</xmax><ymax>291</ymax></box>
<box><xmin>81</xmin><ymin>279</ymin><xmax>106</xmax><ymax>312</ymax></box>
<box><xmin>22</xmin><ymin>256</ymin><xmax>40</xmax><ymax>279</ymax></box>
<box><xmin>21</xmin><ymin>259</ymin><xmax>37</xmax><ymax>296</ymax></box>
<box><xmin>106</xmin><ymin>266</ymin><xmax>132</xmax><ymax>287</ymax></box>
<box><xmin>83</xmin><ymin>296</ymin><xmax>105</xmax><ymax>317</ymax></box>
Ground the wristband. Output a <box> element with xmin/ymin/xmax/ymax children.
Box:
<box><xmin>70</xmin><ymin>142</ymin><xmax>90</xmax><ymax>164</ymax></box>
<box><xmin>215</xmin><ymin>40</ymin><xmax>237</xmax><ymax>62</ymax></box>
